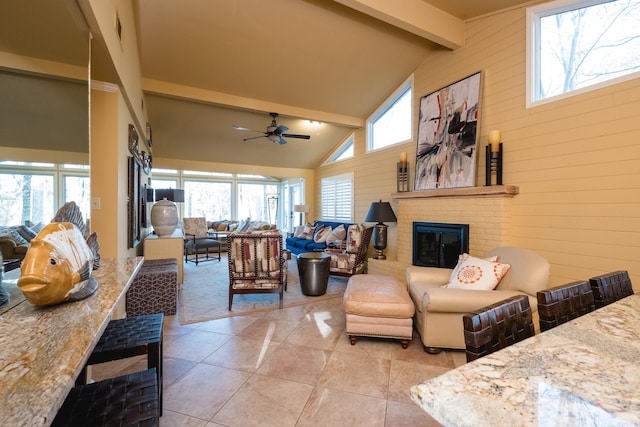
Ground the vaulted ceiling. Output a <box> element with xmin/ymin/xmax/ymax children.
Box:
<box><xmin>132</xmin><ymin>0</ymin><xmax>532</xmax><ymax>170</ymax></box>
<box><xmin>1</xmin><ymin>0</ymin><xmax>534</xmax><ymax>170</ymax></box>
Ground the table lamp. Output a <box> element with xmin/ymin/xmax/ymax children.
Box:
<box><xmin>294</xmin><ymin>204</ymin><xmax>308</xmax><ymax>226</ymax></box>
<box><xmin>365</xmin><ymin>200</ymin><xmax>397</xmax><ymax>260</ymax></box>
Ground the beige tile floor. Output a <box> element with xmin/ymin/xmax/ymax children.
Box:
<box><xmin>92</xmin><ymin>298</ymin><xmax>466</xmax><ymax>427</ymax></box>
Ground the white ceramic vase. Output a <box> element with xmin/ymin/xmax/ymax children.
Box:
<box><xmin>150</xmin><ymin>199</ymin><xmax>178</xmax><ymax>237</ymax></box>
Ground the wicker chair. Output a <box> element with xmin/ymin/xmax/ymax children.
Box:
<box><xmin>463</xmin><ymin>295</ymin><xmax>535</xmax><ymax>363</ymax></box>
<box><xmin>227</xmin><ymin>231</ymin><xmax>287</xmax><ymax>310</ymax></box>
<box><xmin>589</xmin><ymin>270</ymin><xmax>634</xmax><ymax>308</ymax></box>
<box><xmin>537</xmin><ymin>280</ymin><xmax>595</xmax><ymax>331</ymax></box>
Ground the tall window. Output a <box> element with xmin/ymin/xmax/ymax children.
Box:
<box><xmin>527</xmin><ymin>0</ymin><xmax>640</xmax><ymax>106</ymax></box>
<box><xmin>0</xmin><ymin>161</ymin><xmax>89</xmax><ymax>227</ymax></box>
<box><xmin>183</xmin><ymin>180</ymin><xmax>232</xmax><ymax>219</ymax></box>
<box><xmin>237</xmin><ymin>182</ymin><xmax>279</xmax><ymax>222</ymax></box>
<box><xmin>321</xmin><ymin>173</ymin><xmax>353</xmax><ymax>222</ymax></box>
<box><xmin>150</xmin><ymin>179</ymin><xmax>179</xmax><ymax>193</ymax></box>
<box><xmin>0</xmin><ymin>172</ymin><xmax>54</xmax><ymax>226</ymax></box>
<box><xmin>367</xmin><ymin>76</ymin><xmax>412</xmax><ymax>151</ymax></box>
<box><xmin>63</xmin><ymin>175</ymin><xmax>90</xmax><ymax>220</ymax></box>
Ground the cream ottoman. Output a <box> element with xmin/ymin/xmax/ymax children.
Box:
<box><xmin>343</xmin><ymin>275</ymin><xmax>415</xmax><ymax>348</ymax></box>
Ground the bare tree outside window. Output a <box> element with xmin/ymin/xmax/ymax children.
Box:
<box><xmin>533</xmin><ymin>0</ymin><xmax>640</xmax><ymax>102</ymax></box>
<box><xmin>0</xmin><ymin>173</ymin><xmax>54</xmax><ymax>226</ymax></box>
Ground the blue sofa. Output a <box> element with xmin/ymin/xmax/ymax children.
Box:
<box><xmin>285</xmin><ymin>220</ymin><xmax>352</xmax><ymax>256</ymax></box>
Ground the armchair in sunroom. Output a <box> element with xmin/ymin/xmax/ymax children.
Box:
<box><xmin>183</xmin><ymin>217</ymin><xmax>221</xmax><ymax>265</ymax></box>
<box><xmin>227</xmin><ymin>231</ymin><xmax>288</xmax><ymax>310</ymax></box>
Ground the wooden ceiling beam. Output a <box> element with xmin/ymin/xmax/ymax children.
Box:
<box><xmin>334</xmin><ymin>0</ymin><xmax>464</xmax><ymax>49</ymax></box>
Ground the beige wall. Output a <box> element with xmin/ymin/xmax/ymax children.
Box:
<box><xmin>83</xmin><ymin>0</ymin><xmax>148</xmax><ymax>139</ymax></box>
<box><xmin>91</xmin><ymin>85</ymin><xmax>151</xmax><ymax>258</ymax></box>
<box><xmin>316</xmin><ymin>6</ymin><xmax>640</xmax><ymax>289</ymax></box>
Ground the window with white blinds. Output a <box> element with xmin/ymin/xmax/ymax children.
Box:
<box><xmin>321</xmin><ymin>173</ymin><xmax>353</xmax><ymax>222</ymax></box>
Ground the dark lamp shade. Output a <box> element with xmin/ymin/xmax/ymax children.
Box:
<box><xmin>365</xmin><ymin>200</ymin><xmax>397</xmax><ymax>223</ymax></box>
<box><xmin>155</xmin><ymin>188</ymin><xmax>185</xmax><ymax>202</ymax></box>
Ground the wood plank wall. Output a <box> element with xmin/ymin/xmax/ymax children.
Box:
<box><xmin>316</xmin><ymin>6</ymin><xmax>640</xmax><ymax>289</ymax></box>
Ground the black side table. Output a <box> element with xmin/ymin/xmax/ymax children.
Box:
<box><xmin>297</xmin><ymin>252</ymin><xmax>331</xmax><ymax>296</ymax></box>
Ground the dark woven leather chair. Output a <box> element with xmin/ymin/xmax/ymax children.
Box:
<box><xmin>77</xmin><ymin>313</ymin><xmax>164</xmax><ymax>414</ymax></box>
<box><xmin>589</xmin><ymin>270</ymin><xmax>634</xmax><ymax>308</ymax></box>
<box><xmin>463</xmin><ymin>295</ymin><xmax>535</xmax><ymax>363</ymax></box>
<box><xmin>53</xmin><ymin>369</ymin><xmax>158</xmax><ymax>426</ymax></box>
<box><xmin>537</xmin><ymin>280</ymin><xmax>595</xmax><ymax>331</ymax></box>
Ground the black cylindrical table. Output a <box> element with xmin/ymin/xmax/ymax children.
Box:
<box><xmin>297</xmin><ymin>252</ymin><xmax>331</xmax><ymax>296</ymax></box>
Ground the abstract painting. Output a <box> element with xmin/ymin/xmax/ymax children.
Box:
<box><xmin>414</xmin><ymin>72</ymin><xmax>481</xmax><ymax>190</ymax></box>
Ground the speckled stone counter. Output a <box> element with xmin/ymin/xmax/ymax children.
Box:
<box><xmin>0</xmin><ymin>257</ymin><xmax>144</xmax><ymax>426</ymax></box>
<box><xmin>411</xmin><ymin>294</ymin><xmax>640</xmax><ymax>426</ymax></box>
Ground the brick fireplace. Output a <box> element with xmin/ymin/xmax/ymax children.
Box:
<box><xmin>368</xmin><ymin>185</ymin><xmax>518</xmax><ymax>281</ymax></box>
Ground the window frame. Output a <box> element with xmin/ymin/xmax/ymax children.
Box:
<box><xmin>0</xmin><ymin>163</ymin><xmax>88</xmax><ymax>226</ymax></box>
<box><xmin>320</xmin><ymin>173</ymin><xmax>354</xmax><ymax>222</ymax></box>
<box><xmin>366</xmin><ymin>75</ymin><xmax>413</xmax><ymax>153</ymax></box>
<box><xmin>526</xmin><ymin>0</ymin><xmax>640</xmax><ymax>108</ymax></box>
<box><xmin>323</xmin><ymin>133</ymin><xmax>354</xmax><ymax>166</ymax></box>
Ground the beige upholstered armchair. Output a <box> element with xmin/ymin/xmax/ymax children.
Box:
<box><xmin>406</xmin><ymin>246</ymin><xmax>550</xmax><ymax>353</ymax></box>
<box><xmin>227</xmin><ymin>231</ymin><xmax>287</xmax><ymax>310</ymax></box>
<box><xmin>325</xmin><ymin>224</ymin><xmax>373</xmax><ymax>277</ymax></box>
<box><xmin>183</xmin><ymin>217</ymin><xmax>221</xmax><ymax>265</ymax></box>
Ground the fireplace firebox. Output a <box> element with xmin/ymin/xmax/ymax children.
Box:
<box><xmin>412</xmin><ymin>222</ymin><xmax>469</xmax><ymax>269</ymax></box>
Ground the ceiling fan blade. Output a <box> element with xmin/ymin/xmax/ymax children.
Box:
<box><xmin>282</xmin><ymin>133</ymin><xmax>311</xmax><ymax>140</ymax></box>
<box><xmin>243</xmin><ymin>136</ymin><xmax>265</xmax><ymax>142</ymax></box>
<box><xmin>278</xmin><ymin>137</ymin><xmax>287</xmax><ymax>145</ymax></box>
<box><xmin>276</xmin><ymin>125</ymin><xmax>289</xmax><ymax>135</ymax></box>
<box><xmin>234</xmin><ymin>126</ymin><xmax>264</xmax><ymax>133</ymax></box>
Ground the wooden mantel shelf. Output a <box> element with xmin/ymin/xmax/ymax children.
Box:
<box><xmin>391</xmin><ymin>185</ymin><xmax>518</xmax><ymax>200</ymax></box>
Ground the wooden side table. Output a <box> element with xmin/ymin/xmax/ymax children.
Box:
<box><xmin>143</xmin><ymin>229</ymin><xmax>184</xmax><ymax>285</ymax></box>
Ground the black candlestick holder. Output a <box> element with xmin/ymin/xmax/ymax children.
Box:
<box><xmin>485</xmin><ymin>143</ymin><xmax>503</xmax><ymax>186</ymax></box>
<box><xmin>397</xmin><ymin>162</ymin><xmax>409</xmax><ymax>192</ymax></box>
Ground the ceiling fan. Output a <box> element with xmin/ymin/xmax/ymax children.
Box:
<box><xmin>233</xmin><ymin>112</ymin><xmax>311</xmax><ymax>145</ymax></box>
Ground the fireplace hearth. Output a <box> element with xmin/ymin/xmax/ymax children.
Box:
<box><xmin>412</xmin><ymin>222</ymin><xmax>469</xmax><ymax>269</ymax></box>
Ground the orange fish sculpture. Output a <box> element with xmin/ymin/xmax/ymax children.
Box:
<box><xmin>18</xmin><ymin>202</ymin><xmax>100</xmax><ymax>306</ymax></box>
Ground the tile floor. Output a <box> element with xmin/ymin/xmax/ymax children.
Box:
<box><xmin>93</xmin><ymin>297</ymin><xmax>466</xmax><ymax>426</ymax></box>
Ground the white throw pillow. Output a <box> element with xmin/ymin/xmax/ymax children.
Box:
<box><xmin>314</xmin><ymin>225</ymin><xmax>332</xmax><ymax>243</ymax></box>
<box><xmin>300</xmin><ymin>222</ymin><xmax>314</xmax><ymax>240</ymax></box>
<box><xmin>293</xmin><ymin>225</ymin><xmax>304</xmax><ymax>237</ymax></box>
<box><xmin>326</xmin><ymin>224</ymin><xmax>346</xmax><ymax>243</ymax></box>
<box><xmin>446</xmin><ymin>255</ymin><xmax>511</xmax><ymax>290</ymax></box>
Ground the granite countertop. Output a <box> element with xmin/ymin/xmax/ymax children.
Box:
<box><xmin>0</xmin><ymin>257</ymin><xmax>144</xmax><ymax>426</ymax></box>
<box><xmin>411</xmin><ymin>294</ymin><xmax>640</xmax><ymax>426</ymax></box>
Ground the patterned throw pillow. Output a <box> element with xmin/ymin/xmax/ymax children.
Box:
<box><xmin>446</xmin><ymin>255</ymin><xmax>511</xmax><ymax>290</ymax></box>
<box><xmin>300</xmin><ymin>223</ymin><xmax>314</xmax><ymax>240</ymax></box>
<box><xmin>326</xmin><ymin>224</ymin><xmax>346</xmax><ymax>243</ymax></box>
<box><xmin>313</xmin><ymin>225</ymin><xmax>332</xmax><ymax>243</ymax></box>
<box><xmin>457</xmin><ymin>252</ymin><xmax>499</xmax><ymax>263</ymax></box>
